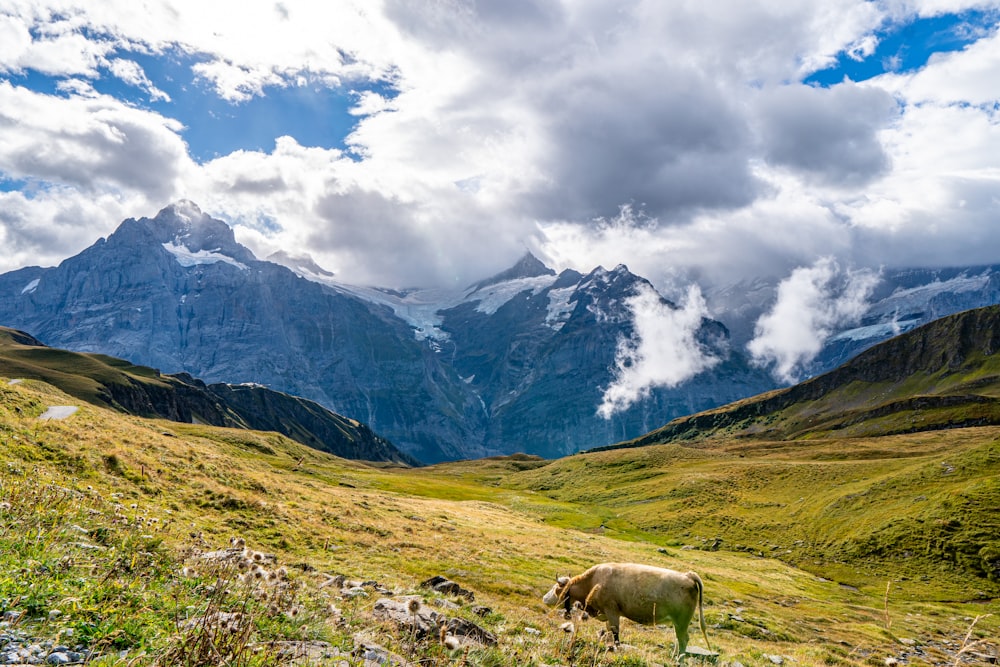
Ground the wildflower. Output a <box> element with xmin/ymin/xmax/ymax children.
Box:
<box><xmin>408</xmin><ymin>598</ymin><xmax>421</xmax><ymax>615</ymax></box>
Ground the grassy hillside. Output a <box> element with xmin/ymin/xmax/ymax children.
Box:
<box><xmin>0</xmin><ymin>376</ymin><xmax>996</xmax><ymax>665</ymax></box>
<box><xmin>622</xmin><ymin>305</ymin><xmax>1000</xmax><ymax>447</ymax></box>
<box><xmin>0</xmin><ymin>327</ymin><xmax>413</xmax><ymax>464</ymax></box>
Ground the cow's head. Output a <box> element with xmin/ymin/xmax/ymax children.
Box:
<box><xmin>542</xmin><ymin>575</ymin><xmax>572</xmax><ymax>611</ymax></box>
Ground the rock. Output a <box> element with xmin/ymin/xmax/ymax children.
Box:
<box><xmin>445</xmin><ymin>616</ymin><xmax>497</xmax><ymax>646</ymax></box>
<box><xmin>372</xmin><ymin>598</ymin><xmax>441</xmax><ymax>639</ymax></box>
<box><xmin>419</xmin><ymin>576</ymin><xmax>475</xmax><ymax>601</ymax></box>
<box><xmin>342</xmin><ymin>587</ymin><xmax>369</xmax><ymax>600</ymax></box>
<box><xmin>44</xmin><ymin>653</ymin><xmax>71</xmax><ymax>665</ymax></box>
<box><xmin>683</xmin><ymin>645</ymin><xmax>719</xmax><ymax>663</ymax></box>
<box><xmin>352</xmin><ymin>633</ymin><xmax>408</xmax><ymax>666</ymax></box>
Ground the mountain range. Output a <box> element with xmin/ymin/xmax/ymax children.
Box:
<box><xmin>3</xmin><ymin>201</ymin><xmax>1000</xmax><ymax>462</ymax></box>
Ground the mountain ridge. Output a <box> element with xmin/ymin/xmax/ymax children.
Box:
<box><xmin>607</xmin><ymin>304</ymin><xmax>1000</xmax><ymax>450</ymax></box>
<box><xmin>0</xmin><ymin>325</ymin><xmax>416</xmax><ymax>464</ymax></box>
<box><xmin>6</xmin><ymin>201</ymin><xmax>1000</xmax><ymax>461</ymax></box>
<box><xmin>0</xmin><ymin>203</ymin><xmax>776</xmax><ymax>460</ymax></box>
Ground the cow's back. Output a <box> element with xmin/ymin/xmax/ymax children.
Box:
<box><xmin>592</xmin><ymin>563</ymin><xmax>699</xmax><ymax>625</ymax></box>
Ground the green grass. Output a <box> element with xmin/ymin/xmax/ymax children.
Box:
<box><xmin>0</xmin><ymin>376</ymin><xmax>997</xmax><ymax>665</ymax></box>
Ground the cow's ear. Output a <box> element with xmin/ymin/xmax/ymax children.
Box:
<box><xmin>557</xmin><ymin>576</ymin><xmax>570</xmax><ymax>585</ymax></box>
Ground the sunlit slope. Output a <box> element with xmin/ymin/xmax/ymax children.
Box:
<box><xmin>0</xmin><ymin>326</ymin><xmax>413</xmax><ymax>463</ymax></box>
<box><xmin>493</xmin><ymin>434</ymin><xmax>999</xmax><ymax>600</ymax></box>
<box><xmin>0</xmin><ymin>376</ymin><xmax>996</xmax><ymax>665</ymax></box>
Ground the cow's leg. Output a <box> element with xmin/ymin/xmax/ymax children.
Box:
<box><xmin>674</xmin><ymin>621</ymin><xmax>690</xmax><ymax>659</ymax></box>
<box><xmin>604</xmin><ymin>612</ymin><xmax>621</xmax><ymax>647</ymax></box>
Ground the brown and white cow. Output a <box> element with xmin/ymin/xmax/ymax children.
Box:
<box><xmin>542</xmin><ymin>562</ymin><xmax>709</xmax><ymax>657</ymax></box>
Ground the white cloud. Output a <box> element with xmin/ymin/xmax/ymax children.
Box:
<box><xmin>0</xmin><ymin>81</ymin><xmax>191</xmax><ymax>197</ymax></box>
<box><xmin>0</xmin><ymin>0</ymin><xmax>999</xmax><ymax>298</ymax></box>
<box><xmin>747</xmin><ymin>258</ymin><xmax>881</xmax><ymax>383</ymax></box>
<box><xmin>107</xmin><ymin>58</ymin><xmax>170</xmax><ymax>101</ymax></box>
<box><xmin>0</xmin><ymin>188</ymin><xmax>150</xmax><ymax>271</ymax></box>
<box><xmin>598</xmin><ymin>283</ymin><xmax>720</xmax><ymax>418</ymax></box>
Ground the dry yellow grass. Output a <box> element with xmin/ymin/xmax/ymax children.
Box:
<box><xmin>1</xmin><ymin>377</ymin><xmax>996</xmax><ymax>665</ymax></box>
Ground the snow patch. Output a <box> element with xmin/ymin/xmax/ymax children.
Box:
<box><xmin>545</xmin><ymin>286</ymin><xmax>576</xmax><ymax>331</ymax></box>
<box><xmin>470</xmin><ymin>275</ymin><xmax>558</xmax><ymax>315</ymax></box>
<box><xmin>295</xmin><ymin>269</ymin><xmax>464</xmax><ymax>343</ymax></box>
<box><xmin>828</xmin><ymin>319</ymin><xmax>922</xmax><ymax>343</ymax></box>
<box><xmin>21</xmin><ymin>278</ymin><xmax>40</xmax><ymax>294</ymax></box>
<box><xmin>39</xmin><ymin>405</ymin><xmax>78</xmax><ymax>421</ymax></box>
<box><xmin>868</xmin><ymin>273</ymin><xmax>992</xmax><ymax>319</ymax></box>
<box><xmin>162</xmin><ymin>242</ymin><xmax>248</xmax><ymax>270</ymax></box>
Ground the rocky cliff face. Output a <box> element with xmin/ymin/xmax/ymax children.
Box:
<box><xmin>435</xmin><ymin>260</ymin><xmax>774</xmax><ymax>458</ymax></box>
<box><xmin>0</xmin><ymin>202</ymin><xmax>485</xmax><ymax>463</ymax></box>
<box><xmin>0</xmin><ymin>204</ymin><xmax>779</xmax><ymax>461</ymax></box>
<box><xmin>12</xmin><ymin>203</ymin><xmax>1000</xmax><ymax>462</ymax></box>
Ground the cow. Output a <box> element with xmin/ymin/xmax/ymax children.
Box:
<box><xmin>542</xmin><ymin>562</ymin><xmax>709</xmax><ymax>658</ymax></box>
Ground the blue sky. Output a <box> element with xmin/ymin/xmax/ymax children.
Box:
<box><xmin>1</xmin><ymin>1</ymin><xmax>1000</xmax><ymax>388</ymax></box>
<box><xmin>807</xmin><ymin>8</ymin><xmax>997</xmax><ymax>85</ymax></box>
<box><xmin>6</xmin><ymin>49</ymin><xmax>386</xmax><ymax>163</ymax></box>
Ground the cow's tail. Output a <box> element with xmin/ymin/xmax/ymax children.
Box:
<box><xmin>690</xmin><ymin>572</ymin><xmax>710</xmax><ymax>650</ymax></box>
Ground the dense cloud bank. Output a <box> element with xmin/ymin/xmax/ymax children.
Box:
<box><xmin>2</xmin><ymin>1</ymin><xmax>1000</xmax><ymax>396</ymax></box>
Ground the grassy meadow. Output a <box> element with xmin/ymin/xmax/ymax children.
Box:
<box><xmin>0</xmin><ymin>376</ymin><xmax>997</xmax><ymax>666</ymax></box>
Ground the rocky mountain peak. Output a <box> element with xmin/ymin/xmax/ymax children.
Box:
<box><xmin>107</xmin><ymin>200</ymin><xmax>257</xmax><ymax>265</ymax></box>
<box><xmin>268</xmin><ymin>250</ymin><xmax>335</xmax><ymax>278</ymax></box>
<box><xmin>468</xmin><ymin>251</ymin><xmax>555</xmax><ymax>292</ymax></box>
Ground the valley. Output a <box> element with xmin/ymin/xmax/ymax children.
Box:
<box><xmin>0</xmin><ymin>374</ymin><xmax>996</xmax><ymax>665</ymax></box>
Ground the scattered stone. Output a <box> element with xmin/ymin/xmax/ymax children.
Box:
<box><xmin>373</xmin><ymin>598</ymin><xmax>441</xmax><ymax>639</ymax></box>
<box><xmin>198</xmin><ymin>547</ymin><xmax>245</xmax><ymax>562</ymax></box>
<box><xmin>352</xmin><ymin>633</ymin><xmax>407</xmax><ymax>666</ymax></box>
<box><xmin>445</xmin><ymin>616</ymin><xmax>497</xmax><ymax>646</ymax></box>
<box><xmin>419</xmin><ymin>575</ymin><xmax>475</xmax><ymax>601</ymax></box>
<box><xmin>683</xmin><ymin>645</ymin><xmax>719</xmax><ymax>662</ymax></box>
<box><xmin>471</xmin><ymin>605</ymin><xmax>493</xmax><ymax>617</ymax></box>
<box><xmin>430</xmin><ymin>598</ymin><xmax>460</xmax><ymax>610</ymax></box>
<box><xmin>766</xmin><ymin>655</ymin><xmax>784</xmax><ymax>665</ymax></box>
<box><xmin>259</xmin><ymin>640</ymin><xmax>336</xmax><ymax>664</ymax></box>
<box><xmin>342</xmin><ymin>587</ymin><xmax>369</xmax><ymax>600</ymax></box>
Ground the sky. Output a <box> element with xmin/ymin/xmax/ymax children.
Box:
<box><xmin>2</xmin><ymin>1</ymin><xmax>1000</xmax><ymax>401</ymax></box>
